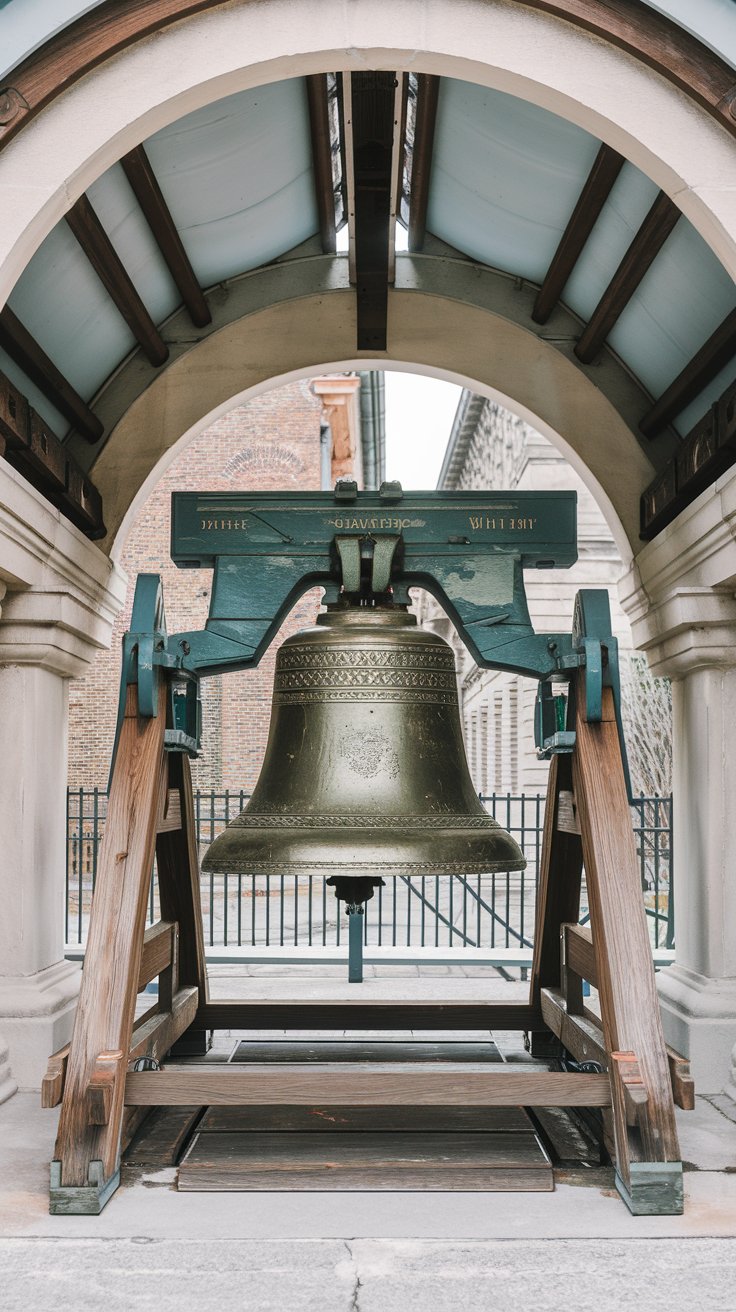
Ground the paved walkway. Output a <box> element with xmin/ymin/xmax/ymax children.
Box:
<box><xmin>2</xmin><ymin>968</ymin><xmax>736</xmax><ymax>1308</ymax></box>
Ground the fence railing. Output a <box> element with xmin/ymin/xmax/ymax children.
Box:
<box><xmin>66</xmin><ymin>787</ymin><xmax>673</xmax><ymax>956</ymax></box>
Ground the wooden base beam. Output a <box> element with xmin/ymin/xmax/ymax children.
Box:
<box><xmin>194</xmin><ymin>1001</ymin><xmax>545</xmax><ymax>1032</ymax></box>
<box><xmin>126</xmin><ymin>1065</ymin><xmax>612</xmax><ymax>1108</ymax></box>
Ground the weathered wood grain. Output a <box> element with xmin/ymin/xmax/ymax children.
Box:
<box><xmin>572</xmin><ymin>677</ymin><xmax>680</xmax><ymax>1185</ymax></box>
<box><xmin>126</xmin><ymin>1065</ymin><xmax>612</xmax><ymax>1107</ymax></box>
<box><xmin>137</xmin><ymin>921</ymin><xmax>175</xmax><ymax>993</ymax></box>
<box><xmin>54</xmin><ymin>683</ymin><xmax>167</xmax><ymax>1188</ymax></box>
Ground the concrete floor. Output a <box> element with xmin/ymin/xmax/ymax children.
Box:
<box><xmin>2</xmin><ymin>967</ymin><xmax>736</xmax><ymax>1309</ymax></box>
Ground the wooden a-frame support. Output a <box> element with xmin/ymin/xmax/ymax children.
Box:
<box><xmin>45</xmin><ymin>675</ymin><xmax>686</xmax><ymax>1214</ymax></box>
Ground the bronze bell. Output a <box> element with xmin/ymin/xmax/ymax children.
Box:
<box><xmin>202</xmin><ymin>602</ymin><xmax>526</xmax><ymax>880</ymax></box>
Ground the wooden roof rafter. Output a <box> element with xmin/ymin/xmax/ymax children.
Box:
<box><xmin>408</xmin><ymin>74</ymin><xmax>440</xmax><ymax>254</ymax></box>
<box><xmin>0</xmin><ymin>305</ymin><xmax>104</xmax><ymax>444</ymax></box>
<box><xmin>65</xmin><ymin>194</ymin><xmax>169</xmax><ymax>368</ymax></box>
<box><xmin>120</xmin><ymin>145</ymin><xmax>211</xmax><ymax>328</ymax></box>
<box><xmin>532</xmin><ymin>144</ymin><xmax>625</xmax><ymax>324</ymax></box>
<box><xmin>575</xmin><ymin>190</ymin><xmax>681</xmax><ymax>364</ymax></box>
<box><xmin>344</xmin><ymin>70</ymin><xmax>402</xmax><ymax>352</ymax></box>
<box><xmin>306</xmin><ymin>74</ymin><xmax>337</xmax><ymax>254</ymax></box>
<box><xmin>640</xmin><ymin>308</ymin><xmax>736</xmax><ymax>438</ymax></box>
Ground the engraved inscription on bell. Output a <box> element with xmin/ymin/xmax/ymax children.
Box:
<box><xmin>202</xmin><ymin>603</ymin><xmax>526</xmax><ymax>879</ymax></box>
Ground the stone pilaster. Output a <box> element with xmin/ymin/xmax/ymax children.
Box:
<box><xmin>0</xmin><ymin>461</ymin><xmax>125</xmax><ymax>1089</ymax></box>
<box><xmin>619</xmin><ymin>465</ymin><xmax>736</xmax><ymax>1094</ymax></box>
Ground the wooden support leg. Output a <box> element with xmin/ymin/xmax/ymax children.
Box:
<box><xmin>155</xmin><ymin>752</ymin><xmax>210</xmax><ymax>1053</ymax></box>
<box><xmin>572</xmin><ymin>677</ymin><xmax>683</xmax><ymax>1215</ymax></box>
<box><xmin>50</xmin><ymin>684</ymin><xmax>167</xmax><ymax>1215</ymax></box>
<box><xmin>528</xmin><ymin>753</ymin><xmax>583</xmax><ymax>1056</ymax></box>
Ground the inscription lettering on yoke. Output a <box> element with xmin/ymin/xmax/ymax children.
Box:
<box><xmin>326</xmin><ymin>516</ymin><xmax>426</xmax><ymax>531</ymax></box>
<box><xmin>468</xmin><ymin>515</ymin><xmax>538</xmax><ymax>531</ymax></box>
<box><xmin>200</xmin><ymin>519</ymin><xmax>248</xmax><ymax>531</ymax></box>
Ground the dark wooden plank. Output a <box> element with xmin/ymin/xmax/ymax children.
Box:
<box><xmin>529</xmin><ymin>752</ymin><xmax>583</xmax><ymax>1042</ymax></box>
<box><xmin>0</xmin><ymin>305</ymin><xmax>103</xmax><ymax>442</ymax></box>
<box><xmin>348</xmin><ymin>71</ymin><xmax>398</xmax><ymax>350</ymax></box>
<box><xmin>198</xmin><ymin>1104</ymin><xmax>533</xmax><ymax>1134</ymax></box>
<box><xmin>156</xmin><ymin>754</ymin><xmax>209</xmax><ymax>1011</ymax></box>
<box><xmin>572</xmin><ymin>678</ymin><xmax>680</xmax><ymax>1185</ymax></box>
<box><xmin>65</xmin><ymin>194</ymin><xmax>169</xmax><ymax>367</ymax></box>
<box><xmin>640</xmin><ymin>307</ymin><xmax>736</xmax><ymax>438</ymax></box>
<box><xmin>230</xmin><ymin>1039</ymin><xmax>501</xmax><ymax>1064</ymax></box>
<box><xmin>564</xmin><ymin>923</ymin><xmax>598</xmax><ymax>988</ymax></box>
<box><xmin>195</xmin><ymin>1001</ymin><xmax>544</xmax><ymax>1031</ymax></box>
<box><xmin>120</xmin><ymin>145</ymin><xmax>210</xmax><ymax>327</ymax></box>
<box><xmin>408</xmin><ymin>74</ymin><xmax>440</xmax><ymax>253</ymax></box>
<box><xmin>125</xmin><ymin>1064</ymin><xmax>612</xmax><ymax>1107</ymax></box>
<box><xmin>54</xmin><ymin>683</ymin><xmax>167</xmax><ymax>1188</ymax></box>
<box><xmin>137</xmin><ymin>921</ymin><xmax>174</xmax><ymax>992</ymax></box>
<box><xmin>178</xmin><ymin>1129</ymin><xmax>553</xmax><ymax>1191</ymax></box>
<box><xmin>575</xmin><ymin>190</ymin><xmax>680</xmax><ymax>363</ymax></box>
<box><xmin>3</xmin><ymin>1</ymin><xmax>736</xmax><ymax>157</ymax></box>
<box><xmin>125</xmin><ymin>1105</ymin><xmax>204</xmax><ymax>1166</ymax></box>
<box><xmin>532</xmin><ymin>144</ymin><xmax>625</xmax><ymax>323</ymax></box>
<box><xmin>541</xmin><ymin>987</ymin><xmax>608</xmax><ymax>1070</ymax></box>
<box><xmin>305</xmin><ymin>74</ymin><xmax>336</xmax><ymax>254</ymax></box>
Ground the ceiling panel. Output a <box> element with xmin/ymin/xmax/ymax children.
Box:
<box><xmin>426</xmin><ymin>79</ymin><xmax>601</xmax><ymax>283</ymax></box>
<box><xmin>142</xmin><ymin>79</ymin><xmax>319</xmax><ymax>287</ymax></box>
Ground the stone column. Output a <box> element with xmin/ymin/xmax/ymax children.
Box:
<box><xmin>0</xmin><ymin>463</ymin><xmax>125</xmax><ymax>1091</ymax></box>
<box><xmin>620</xmin><ymin>466</ymin><xmax>736</xmax><ymax>1094</ymax></box>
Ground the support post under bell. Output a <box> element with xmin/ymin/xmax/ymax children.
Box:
<box><xmin>326</xmin><ymin>876</ymin><xmax>385</xmax><ymax>984</ymax></box>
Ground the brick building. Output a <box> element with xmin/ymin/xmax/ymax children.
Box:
<box><xmin>67</xmin><ymin>373</ymin><xmax>381</xmax><ymax>790</ymax></box>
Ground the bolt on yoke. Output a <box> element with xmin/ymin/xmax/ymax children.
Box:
<box><xmin>113</xmin><ymin>480</ymin><xmax>630</xmax><ymax>796</ymax></box>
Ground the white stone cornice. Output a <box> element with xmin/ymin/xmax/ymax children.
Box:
<box><xmin>619</xmin><ymin>466</ymin><xmax>736</xmax><ymax>677</ymax></box>
<box><xmin>0</xmin><ymin>460</ymin><xmax>126</xmax><ymax>676</ymax></box>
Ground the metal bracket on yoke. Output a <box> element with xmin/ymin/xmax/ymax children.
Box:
<box><xmin>112</xmin><ymin>481</ymin><xmax>629</xmax><ymax>793</ymax></box>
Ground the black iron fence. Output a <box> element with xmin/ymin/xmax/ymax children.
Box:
<box><xmin>66</xmin><ymin>788</ymin><xmax>673</xmax><ymax>954</ymax></box>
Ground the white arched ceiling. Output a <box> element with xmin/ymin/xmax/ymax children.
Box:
<box><xmin>0</xmin><ymin>0</ymin><xmax>735</xmax><ymax>554</ymax></box>
<box><xmin>97</xmin><ymin>274</ymin><xmax>651</xmax><ymax>563</ymax></box>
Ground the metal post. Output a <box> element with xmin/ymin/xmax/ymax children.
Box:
<box><xmin>347</xmin><ymin>904</ymin><xmax>364</xmax><ymax>983</ymax></box>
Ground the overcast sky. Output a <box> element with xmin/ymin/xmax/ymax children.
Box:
<box><xmin>383</xmin><ymin>372</ymin><xmax>462</xmax><ymax>490</ymax></box>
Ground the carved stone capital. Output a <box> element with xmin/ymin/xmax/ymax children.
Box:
<box><xmin>0</xmin><ymin>460</ymin><xmax>125</xmax><ymax>676</ymax></box>
<box><xmin>619</xmin><ymin>464</ymin><xmax>736</xmax><ymax>678</ymax></box>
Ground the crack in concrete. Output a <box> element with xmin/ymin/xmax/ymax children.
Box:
<box><xmin>344</xmin><ymin>1239</ymin><xmax>362</xmax><ymax>1312</ymax></box>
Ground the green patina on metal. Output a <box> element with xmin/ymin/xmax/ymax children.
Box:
<box><xmin>112</xmin><ymin>481</ymin><xmax>628</xmax><ymax>793</ymax></box>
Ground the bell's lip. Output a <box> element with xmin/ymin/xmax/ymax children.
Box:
<box><xmin>202</xmin><ymin>821</ymin><xmax>527</xmax><ymax>877</ymax></box>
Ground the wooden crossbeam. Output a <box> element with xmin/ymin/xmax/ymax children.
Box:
<box><xmin>640</xmin><ymin>307</ymin><xmax>736</xmax><ymax>438</ymax></box>
<box><xmin>345</xmin><ymin>70</ymin><xmax>400</xmax><ymax>351</ymax></box>
<box><xmin>532</xmin><ymin>144</ymin><xmax>624</xmax><ymax>324</ymax></box>
<box><xmin>0</xmin><ymin>305</ymin><xmax>103</xmax><ymax>443</ymax></box>
<box><xmin>575</xmin><ymin>190</ymin><xmax>680</xmax><ymax>363</ymax></box>
<box><xmin>195</xmin><ymin>1000</ymin><xmax>545</xmax><ymax>1032</ymax></box>
<box><xmin>125</xmin><ymin>1065</ymin><xmax>612</xmax><ymax>1108</ymax></box>
<box><xmin>137</xmin><ymin>921</ymin><xmax>176</xmax><ymax>993</ymax></box>
<box><xmin>408</xmin><ymin>74</ymin><xmax>440</xmax><ymax>253</ymax></box>
<box><xmin>65</xmin><ymin>194</ymin><xmax>169</xmax><ymax>367</ymax></box>
<box><xmin>306</xmin><ymin>74</ymin><xmax>336</xmax><ymax>254</ymax></box>
<box><xmin>120</xmin><ymin>145</ymin><xmax>211</xmax><ymax>328</ymax></box>
<box><xmin>0</xmin><ymin>368</ymin><xmax>105</xmax><ymax>537</ymax></box>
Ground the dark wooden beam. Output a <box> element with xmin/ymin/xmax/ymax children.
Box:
<box><xmin>0</xmin><ymin>369</ymin><xmax>105</xmax><ymax>537</ymax></box>
<box><xmin>640</xmin><ymin>372</ymin><xmax>736</xmax><ymax>539</ymax></box>
<box><xmin>408</xmin><ymin>74</ymin><xmax>440</xmax><ymax>253</ymax></box>
<box><xmin>0</xmin><ymin>305</ymin><xmax>103</xmax><ymax>443</ymax></box>
<box><xmin>640</xmin><ymin>307</ymin><xmax>736</xmax><ymax>438</ymax></box>
<box><xmin>305</xmin><ymin>74</ymin><xmax>336</xmax><ymax>254</ymax></box>
<box><xmin>120</xmin><ymin>145</ymin><xmax>210</xmax><ymax>328</ymax></box>
<box><xmin>348</xmin><ymin>71</ymin><xmax>398</xmax><ymax>351</ymax></box>
<box><xmin>195</xmin><ymin>1000</ymin><xmax>546</xmax><ymax>1032</ymax></box>
<box><xmin>532</xmin><ymin>144</ymin><xmax>624</xmax><ymax>324</ymax></box>
<box><xmin>3</xmin><ymin>2</ymin><xmax>736</xmax><ymax>157</ymax></box>
<box><xmin>575</xmin><ymin>190</ymin><xmax>680</xmax><ymax>364</ymax></box>
<box><xmin>65</xmin><ymin>194</ymin><xmax>169</xmax><ymax>367</ymax></box>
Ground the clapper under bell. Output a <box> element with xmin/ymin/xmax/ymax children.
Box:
<box><xmin>202</xmin><ymin>601</ymin><xmax>525</xmax><ymax>979</ymax></box>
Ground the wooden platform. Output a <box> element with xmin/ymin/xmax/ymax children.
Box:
<box><xmin>176</xmin><ymin>1103</ymin><xmax>553</xmax><ymax>1192</ymax></box>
